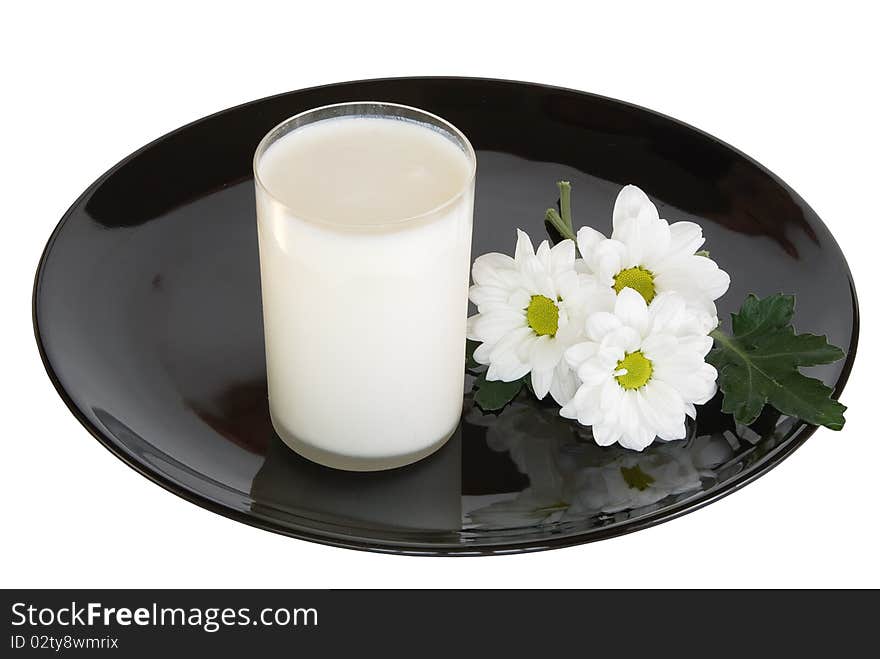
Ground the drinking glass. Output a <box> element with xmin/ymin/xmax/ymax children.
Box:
<box><xmin>253</xmin><ymin>102</ymin><xmax>476</xmax><ymax>471</ymax></box>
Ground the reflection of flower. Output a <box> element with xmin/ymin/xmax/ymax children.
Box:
<box><xmin>567</xmin><ymin>446</ymin><xmax>705</xmax><ymax>515</ymax></box>
<box><xmin>576</xmin><ymin>185</ymin><xmax>729</xmax><ymax>327</ymax></box>
<box><xmin>465</xmin><ymin>399</ymin><xmax>734</xmax><ymax>528</ymax></box>
<box><xmin>561</xmin><ymin>289</ymin><xmax>717</xmax><ymax>450</ymax></box>
<box><xmin>467</xmin><ymin>230</ymin><xmax>608</xmax><ymax>404</ymax></box>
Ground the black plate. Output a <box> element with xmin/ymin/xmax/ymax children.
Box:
<box><xmin>34</xmin><ymin>78</ymin><xmax>858</xmax><ymax>555</ymax></box>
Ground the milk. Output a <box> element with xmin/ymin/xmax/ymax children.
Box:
<box><xmin>254</xmin><ymin>106</ymin><xmax>475</xmax><ymax>471</ymax></box>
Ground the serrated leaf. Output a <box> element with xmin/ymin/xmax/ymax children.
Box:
<box><xmin>730</xmin><ymin>293</ymin><xmax>794</xmax><ymax>340</ymax></box>
<box><xmin>708</xmin><ymin>293</ymin><xmax>846</xmax><ymax>430</ymax></box>
<box><xmin>473</xmin><ymin>372</ymin><xmax>523</xmax><ymax>412</ymax></box>
<box><xmin>747</xmin><ymin>329</ymin><xmax>845</xmax><ymax>368</ymax></box>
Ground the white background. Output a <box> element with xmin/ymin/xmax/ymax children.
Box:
<box><xmin>2</xmin><ymin>1</ymin><xmax>877</xmax><ymax>588</ymax></box>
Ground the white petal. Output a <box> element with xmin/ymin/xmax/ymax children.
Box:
<box><xmin>472</xmin><ymin>341</ymin><xmax>494</xmax><ymax>365</ymax></box>
<box><xmin>530</xmin><ymin>335</ymin><xmax>564</xmax><ymax>372</ymax></box>
<box><xmin>535</xmin><ymin>240</ymin><xmax>553</xmax><ymax>271</ymax></box>
<box><xmin>554</xmin><ymin>270</ymin><xmax>581</xmax><ymax>302</ymax></box>
<box><xmin>549</xmin><ymin>239</ymin><xmax>576</xmax><ymax>274</ymax></box>
<box><xmin>677</xmin><ymin>334</ymin><xmax>714</xmax><ymax>358</ymax></box>
<box><xmin>530</xmin><ymin>367</ymin><xmax>554</xmax><ymax>400</ymax></box>
<box><xmin>549</xmin><ymin>361</ymin><xmax>579</xmax><ymax>405</ymax></box>
<box><xmin>596</xmin><ymin>338</ymin><xmax>626</xmax><ymax>365</ymax></box>
<box><xmin>612</xmin><ymin>185</ymin><xmax>657</xmax><ymax>233</ymax></box>
<box><xmin>600</xmin><ymin>326</ymin><xmax>641</xmax><ymax>354</ymax></box>
<box><xmin>593</xmin><ymin>422</ymin><xmax>622</xmax><ymax>447</ymax></box>
<box><xmin>585</xmin><ymin>312</ymin><xmax>622</xmax><ymax>342</ymax></box>
<box><xmin>514</xmin><ymin>229</ymin><xmax>536</xmax><ymax>263</ymax></box>
<box><xmin>641</xmin><ymin>379</ymin><xmax>686</xmax><ymax>421</ymax></box>
<box><xmin>554</xmin><ymin>307</ymin><xmax>584</xmax><ymax>344</ymax></box>
<box><xmin>487</xmin><ymin>358</ymin><xmax>530</xmax><ymax>382</ymax></box>
<box><xmin>654</xmin><ymin>254</ymin><xmax>730</xmax><ymax>304</ymax></box>
<box><xmin>637</xmin><ymin>387</ymin><xmax>684</xmax><ymax>441</ymax></box>
<box><xmin>614</xmin><ymin>287</ymin><xmax>651</xmax><ymax>337</ymax></box>
<box><xmin>704</xmin><ymin>262</ymin><xmax>731</xmax><ymax>300</ymax></box>
<box><xmin>468</xmin><ymin>285</ymin><xmax>510</xmax><ymax>311</ymax></box>
<box><xmin>466</xmin><ymin>314</ymin><xmax>480</xmax><ymax>342</ymax></box>
<box><xmin>578</xmin><ymin>358</ymin><xmax>613</xmax><ymax>387</ymax></box>
<box><xmin>617</xmin><ymin>391</ymin><xmax>649</xmax><ymax>447</ymax></box>
<box><xmin>667</xmin><ymin>221</ymin><xmax>705</xmax><ymax>259</ymax></box>
<box><xmin>559</xmin><ymin>402</ymin><xmax>577</xmax><ymax>420</ymax></box>
<box><xmin>519</xmin><ymin>254</ymin><xmax>556</xmax><ymax>299</ymax></box>
<box><xmin>640</xmin><ymin>333</ymin><xmax>677</xmax><ymax>361</ymax></box>
<box><xmin>472</xmin><ymin>252</ymin><xmax>516</xmax><ymax>287</ymax></box>
<box><xmin>468</xmin><ymin>309</ymin><xmax>527</xmax><ymax>343</ymax></box>
<box><xmin>697</xmin><ymin>309</ymin><xmax>720</xmax><ymax>333</ymax></box>
<box><xmin>618</xmin><ymin>426</ymin><xmax>655</xmax><ymax>451</ymax></box>
<box><xmin>647</xmin><ymin>292</ymin><xmax>688</xmax><ymax>334</ymax></box>
<box><xmin>561</xmin><ymin>276</ymin><xmax>615</xmax><ymax>317</ymax></box>
<box><xmin>565</xmin><ymin>341</ymin><xmax>598</xmax><ymax>369</ymax></box>
<box><xmin>508</xmin><ymin>288</ymin><xmax>531</xmax><ymax>311</ymax></box>
<box><xmin>621</xmin><ymin>210</ymin><xmax>672</xmax><ymax>269</ymax></box>
<box><xmin>652</xmin><ymin>351</ymin><xmax>718</xmax><ymax>404</ymax></box>
<box><xmin>561</xmin><ymin>383</ymin><xmax>596</xmax><ymax>422</ymax></box>
<box><xmin>594</xmin><ymin>240</ymin><xmax>627</xmax><ymax>285</ymax></box>
<box><xmin>576</xmin><ymin>227</ymin><xmax>607</xmax><ymax>274</ymax></box>
<box><xmin>599</xmin><ymin>377</ymin><xmax>625</xmax><ymax>412</ymax></box>
<box><xmin>489</xmin><ymin>326</ymin><xmax>535</xmax><ymax>363</ymax></box>
<box><xmin>635</xmin><ymin>388</ymin><xmax>667</xmax><ymax>433</ymax></box>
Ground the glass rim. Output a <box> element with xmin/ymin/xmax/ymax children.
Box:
<box><xmin>252</xmin><ymin>101</ymin><xmax>477</xmax><ymax>229</ymax></box>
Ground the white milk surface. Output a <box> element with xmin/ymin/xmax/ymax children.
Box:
<box><xmin>255</xmin><ymin>116</ymin><xmax>475</xmax><ymax>470</ymax></box>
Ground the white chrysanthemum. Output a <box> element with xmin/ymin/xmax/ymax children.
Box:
<box><xmin>576</xmin><ymin>185</ymin><xmax>730</xmax><ymax>329</ymax></box>
<box><xmin>467</xmin><ymin>229</ymin><xmax>609</xmax><ymax>405</ymax></box>
<box><xmin>560</xmin><ymin>288</ymin><xmax>717</xmax><ymax>450</ymax></box>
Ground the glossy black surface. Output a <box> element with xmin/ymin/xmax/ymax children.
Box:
<box><xmin>34</xmin><ymin>78</ymin><xmax>858</xmax><ymax>554</ymax></box>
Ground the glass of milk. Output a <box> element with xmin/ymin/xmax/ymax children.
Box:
<box><xmin>253</xmin><ymin>102</ymin><xmax>476</xmax><ymax>471</ymax></box>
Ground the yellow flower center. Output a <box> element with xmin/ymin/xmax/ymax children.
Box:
<box><xmin>615</xmin><ymin>351</ymin><xmax>653</xmax><ymax>390</ymax></box>
<box><xmin>613</xmin><ymin>266</ymin><xmax>656</xmax><ymax>303</ymax></box>
<box><xmin>526</xmin><ymin>295</ymin><xmax>559</xmax><ymax>337</ymax></box>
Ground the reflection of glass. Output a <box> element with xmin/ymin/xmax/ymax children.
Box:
<box><xmin>250</xmin><ymin>425</ymin><xmax>463</xmax><ymax>534</ymax></box>
<box><xmin>254</xmin><ymin>103</ymin><xmax>476</xmax><ymax>471</ymax></box>
<box><xmin>464</xmin><ymin>400</ymin><xmax>736</xmax><ymax>529</ymax></box>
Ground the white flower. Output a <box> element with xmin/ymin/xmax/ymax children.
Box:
<box><xmin>576</xmin><ymin>185</ymin><xmax>730</xmax><ymax>328</ymax></box>
<box><xmin>467</xmin><ymin>229</ymin><xmax>609</xmax><ymax>405</ymax></box>
<box><xmin>561</xmin><ymin>288</ymin><xmax>718</xmax><ymax>451</ymax></box>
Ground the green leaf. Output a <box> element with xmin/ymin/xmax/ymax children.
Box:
<box><xmin>473</xmin><ymin>372</ymin><xmax>523</xmax><ymax>412</ymax></box>
<box><xmin>465</xmin><ymin>339</ymin><xmax>481</xmax><ymax>372</ymax></box>
<box><xmin>707</xmin><ymin>294</ymin><xmax>846</xmax><ymax>430</ymax></box>
<box><xmin>731</xmin><ymin>293</ymin><xmax>794</xmax><ymax>340</ymax></box>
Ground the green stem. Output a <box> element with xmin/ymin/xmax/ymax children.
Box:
<box><xmin>557</xmin><ymin>180</ymin><xmax>574</xmax><ymax>234</ymax></box>
<box><xmin>545</xmin><ymin>208</ymin><xmax>577</xmax><ymax>242</ymax></box>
